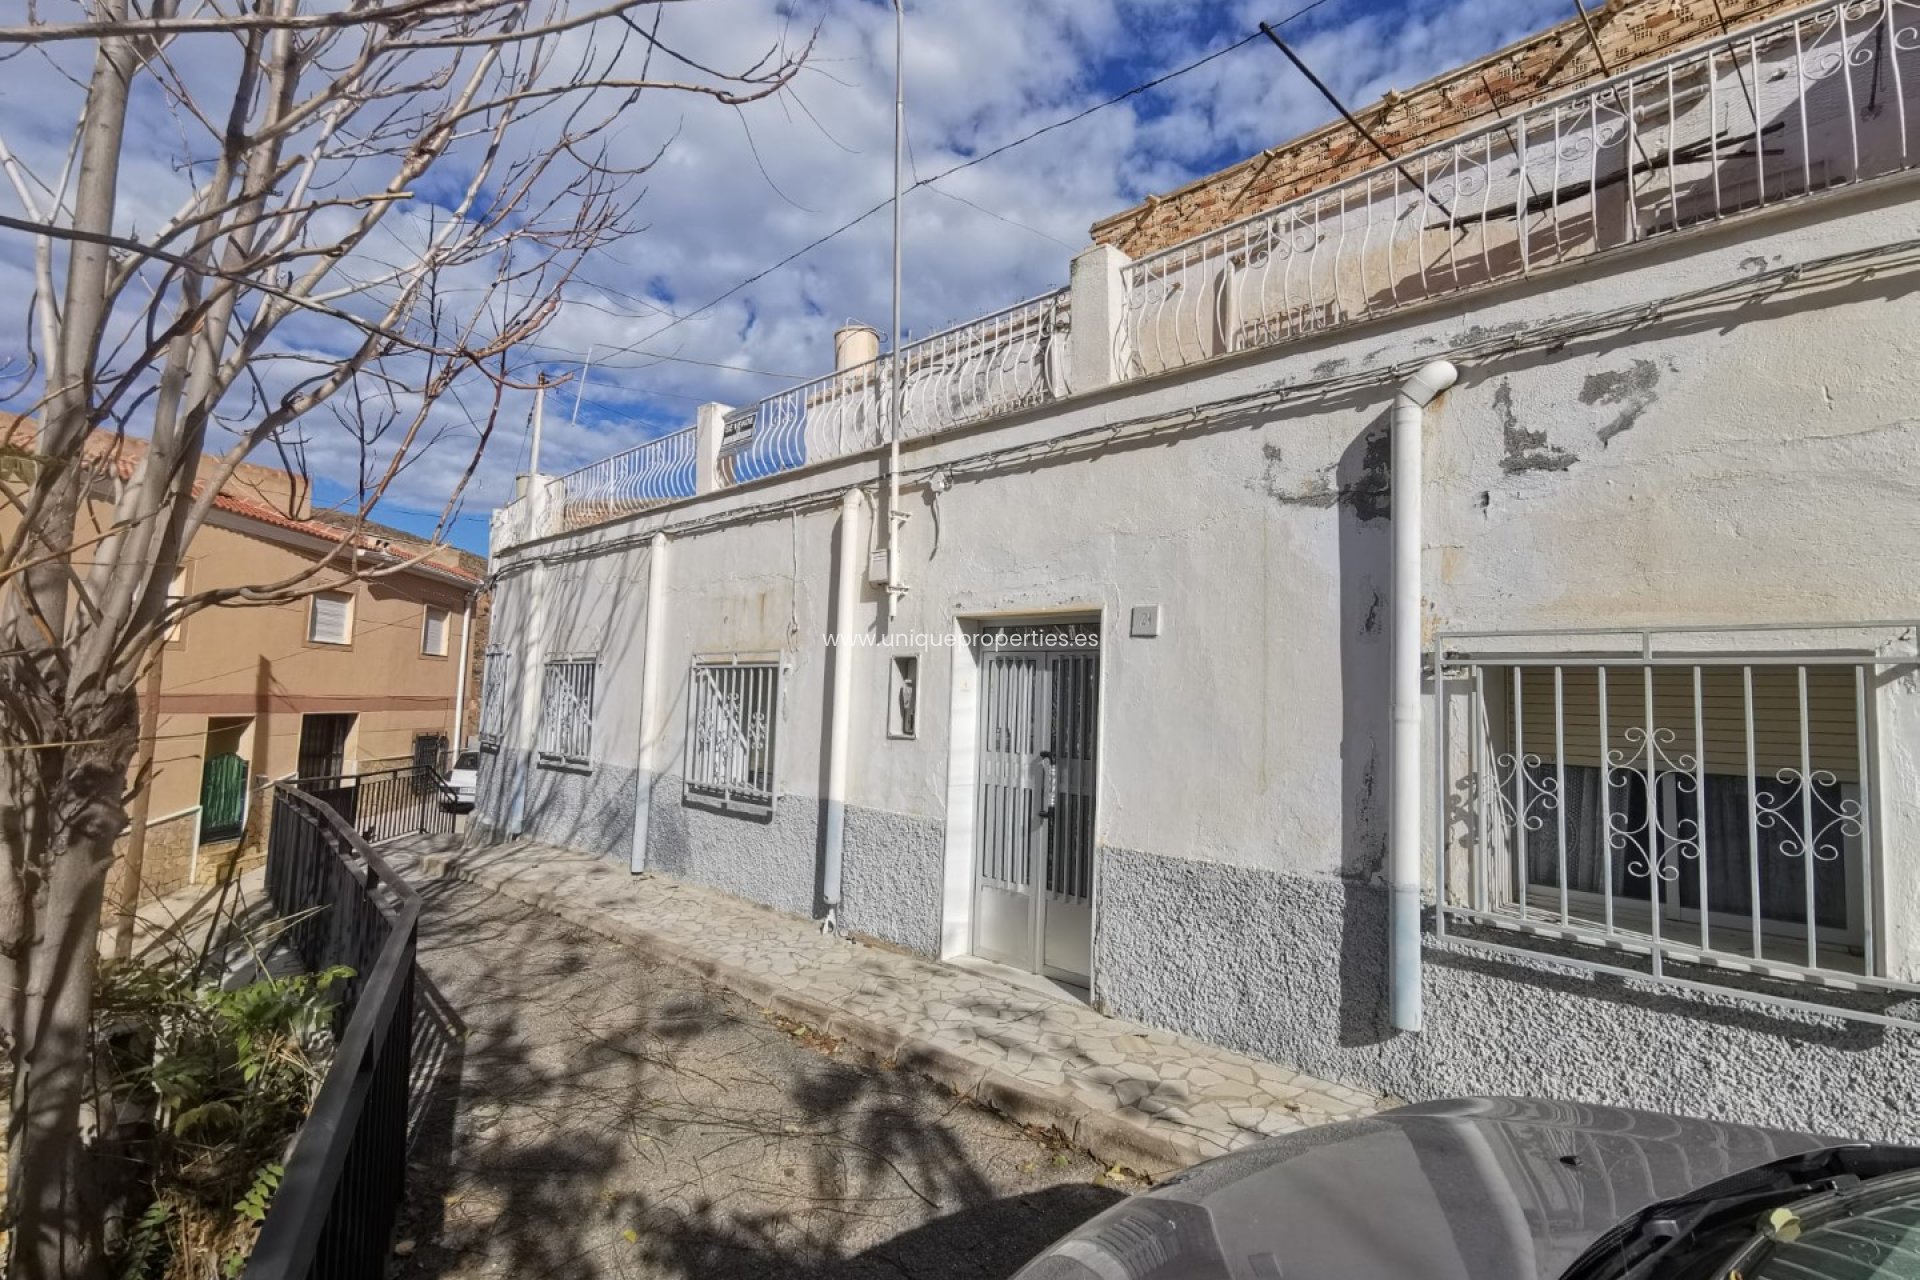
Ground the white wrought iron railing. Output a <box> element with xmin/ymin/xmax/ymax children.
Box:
<box><xmin>489</xmin><ymin>500</ymin><xmax>529</xmax><ymax>556</ymax></box>
<box><xmin>557</xmin><ymin>425</ymin><xmax>697</xmax><ymax>532</ymax></box>
<box><xmin>896</xmin><ymin>289</ymin><xmax>1070</xmax><ymax>441</ymax></box>
<box><xmin>1120</xmin><ymin>0</ymin><xmax>1920</xmax><ymax>377</ymax></box>
<box><xmin>720</xmin><ymin>362</ymin><xmax>886</xmax><ymax>485</ymax></box>
<box><xmin>720</xmin><ymin>289</ymin><xmax>1069</xmax><ymax>485</ymax></box>
<box><xmin>1435</xmin><ymin>622</ymin><xmax>1920</xmax><ymax>1010</ymax></box>
<box><xmin>685</xmin><ymin>657</ymin><xmax>782</xmax><ymax>812</ymax></box>
<box><xmin>477</xmin><ymin>647</ymin><xmax>511</xmax><ymax>751</ymax></box>
<box><xmin>537</xmin><ymin>656</ymin><xmax>596</xmax><ymax>765</ymax></box>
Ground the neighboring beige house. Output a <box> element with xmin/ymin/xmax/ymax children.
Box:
<box><xmin>0</xmin><ymin>424</ymin><xmax>483</xmax><ymax>899</ymax></box>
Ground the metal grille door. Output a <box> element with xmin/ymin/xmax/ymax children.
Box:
<box><xmin>973</xmin><ymin>628</ymin><xmax>1098</xmax><ymax>983</ymax></box>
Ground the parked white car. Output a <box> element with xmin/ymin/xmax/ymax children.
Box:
<box><xmin>442</xmin><ymin>749</ymin><xmax>479</xmax><ymax>811</ymax></box>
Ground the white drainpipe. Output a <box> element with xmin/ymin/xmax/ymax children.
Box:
<box><xmin>1390</xmin><ymin>359</ymin><xmax>1459</xmax><ymax>1034</ymax></box>
<box><xmin>631</xmin><ymin>532</ymin><xmax>668</xmax><ymax>873</ymax></box>
<box><xmin>821</xmin><ymin>488</ymin><xmax>866</xmax><ymax>922</ymax></box>
<box><xmin>452</xmin><ymin>592</ymin><xmax>474</xmax><ymax>749</ymax></box>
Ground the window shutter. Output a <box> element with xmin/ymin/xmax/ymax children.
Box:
<box><xmin>310</xmin><ymin>591</ymin><xmax>351</xmax><ymax>644</ymax></box>
<box><xmin>1518</xmin><ymin>666</ymin><xmax>1863</xmax><ymax>782</ymax></box>
<box><xmin>423</xmin><ymin>607</ymin><xmax>447</xmax><ymax>655</ymax></box>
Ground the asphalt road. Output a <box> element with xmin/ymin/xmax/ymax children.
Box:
<box><xmin>393</xmin><ymin>879</ymin><xmax>1133</xmax><ymax>1279</ymax></box>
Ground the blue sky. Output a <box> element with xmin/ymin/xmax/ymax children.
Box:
<box><xmin>0</xmin><ymin>0</ymin><xmax>1563</xmax><ymax>554</ymax></box>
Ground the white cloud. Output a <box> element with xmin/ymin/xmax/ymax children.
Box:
<box><xmin>0</xmin><ymin>0</ymin><xmax>1560</xmax><ymax>548</ymax></box>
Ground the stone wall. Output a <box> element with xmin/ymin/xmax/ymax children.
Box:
<box><xmin>108</xmin><ymin>808</ymin><xmax>200</xmax><ymax>908</ymax></box>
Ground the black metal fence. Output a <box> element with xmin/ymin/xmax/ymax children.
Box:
<box><xmin>294</xmin><ymin>764</ymin><xmax>458</xmax><ymax>847</ymax></box>
<box><xmin>245</xmin><ymin>782</ymin><xmax>421</xmax><ymax>1280</ymax></box>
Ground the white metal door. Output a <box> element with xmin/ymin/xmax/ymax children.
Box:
<box><xmin>973</xmin><ymin>629</ymin><xmax>1097</xmax><ymax>983</ymax></box>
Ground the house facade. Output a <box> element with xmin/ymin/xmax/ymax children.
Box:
<box><xmin>135</xmin><ymin>493</ymin><xmax>482</xmax><ymax>897</ymax></box>
<box><xmin>0</xmin><ymin>427</ymin><xmax>483</xmax><ymax>899</ymax></box>
<box><xmin>477</xmin><ymin>0</ymin><xmax>1920</xmax><ymax>1140</ymax></box>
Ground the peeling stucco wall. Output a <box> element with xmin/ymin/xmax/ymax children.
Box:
<box><xmin>477</xmin><ymin>182</ymin><xmax>1920</xmax><ymax>1125</ymax></box>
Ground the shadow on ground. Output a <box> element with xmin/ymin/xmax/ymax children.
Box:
<box><xmin>392</xmin><ymin>879</ymin><xmax>1128</xmax><ymax>1279</ymax></box>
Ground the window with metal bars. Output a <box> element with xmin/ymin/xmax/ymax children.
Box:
<box><xmin>537</xmin><ymin>658</ymin><xmax>596</xmax><ymax>767</ymax></box>
<box><xmin>685</xmin><ymin>658</ymin><xmax>781</xmax><ymax>812</ymax></box>
<box><xmin>1439</xmin><ymin>634</ymin><xmax>1910</xmax><ymax>994</ymax></box>
<box><xmin>478</xmin><ymin>648</ymin><xmax>511</xmax><ymax>751</ymax></box>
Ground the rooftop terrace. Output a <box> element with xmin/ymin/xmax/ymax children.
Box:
<box><xmin>500</xmin><ymin>0</ymin><xmax>1920</xmax><ymax>554</ymax></box>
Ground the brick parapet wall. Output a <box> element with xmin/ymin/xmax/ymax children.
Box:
<box><xmin>1090</xmin><ymin>0</ymin><xmax>1811</xmax><ymax>259</ymax></box>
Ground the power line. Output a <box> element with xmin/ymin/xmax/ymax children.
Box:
<box><xmin>570</xmin><ymin>4</ymin><xmax>1335</xmax><ymax>367</ymax></box>
<box><xmin>925</xmin><ymin>184</ymin><xmax>1079</xmax><ymax>252</ymax></box>
<box><xmin>570</xmin><ymin>347</ymin><xmax>807</xmax><ymax>378</ymax></box>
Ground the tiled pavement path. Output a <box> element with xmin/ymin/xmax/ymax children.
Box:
<box><xmin>386</xmin><ymin>836</ymin><xmax>1384</xmax><ymax>1175</ymax></box>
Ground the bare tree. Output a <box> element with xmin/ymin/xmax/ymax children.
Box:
<box><xmin>0</xmin><ymin>4</ymin><xmax>806</xmax><ymax>1276</ymax></box>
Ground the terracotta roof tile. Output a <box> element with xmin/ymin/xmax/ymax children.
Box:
<box><xmin>4</xmin><ymin>420</ymin><xmax>481</xmax><ymax>585</ymax></box>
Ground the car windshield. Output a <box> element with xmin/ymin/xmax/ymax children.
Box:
<box><xmin>454</xmin><ymin>751</ymin><xmax>479</xmax><ymax>771</ymax></box>
<box><xmin>1740</xmin><ymin>1186</ymin><xmax>1920</xmax><ymax>1279</ymax></box>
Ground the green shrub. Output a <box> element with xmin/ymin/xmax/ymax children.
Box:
<box><xmin>99</xmin><ymin>951</ymin><xmax>351</xmax><ymax>1280</ymax></box>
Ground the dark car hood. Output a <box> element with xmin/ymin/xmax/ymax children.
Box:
<box><xmin>1018</xmin><ymin>1097</ymin><xmax>1865</xmax><ymax>1280</ymax></box>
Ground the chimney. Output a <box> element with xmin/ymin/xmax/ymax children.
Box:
<box><xmin>834</xmin><ymin>322</ymin><xmax>881</xmax><ymax>372</ymax></box>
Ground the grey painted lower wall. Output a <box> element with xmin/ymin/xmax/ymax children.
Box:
<box><xmin>473</xmin><ymin>747</ymin><xmax>515</xmax><ymax>837</ymax></box>
<box><xmin>526</xmin><ymin>761</ymin><xmax>639</xmax><ymax>860</ymax></box>
<box><xmin>1094</xmin><ymin>845</ymin><xmax>1920</xmax><ymax>1142</ymax></box>
<box><xmin>642</xmin><ymin>771</ymin><xmax>820</xmax><ymax>919</ymax></box>
<box><xmin>839</xmin><ymin>805</ymin><xmax>945</xmax><ymax>957</ymax></box>
<box><xmin>638</xmin><ymin>772</ymin><xmax>945</xmax><ymax>957</ymax></box>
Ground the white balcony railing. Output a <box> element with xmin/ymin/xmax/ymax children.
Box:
<box><xmin>511</xmin><ymin>0</ymin><xmax>1920</xmax><ymax>550</ymax></box>
<box><xmin>1119</xmin><ymin>0</ymin><xmax>1920</xmax><ymax>377</ymax></box>
<box><xmin>719</xmin><ymin>289</ymin><xmax>1069</xmax><ymax>485</ymax></box>
<box><xmin>897</xmin><ymin>288</ymin><xmax>1070</xmax><ymax>440</ymax></box>
<box><xmin>556</xmin><ymin>424</ymin><xmax>697</xmax><ymax>532</ymax></box>
<box><xmin>1436</xmin><ymin>621</ymin><xmax>1920</xmax><ymax>1016</ymax></box>
<box><xmin>720</xmin><ymin>361</ymin><xmax>886</xmax><ymax>485</ymax></box>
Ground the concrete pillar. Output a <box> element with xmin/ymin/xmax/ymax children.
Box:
<box><xmin>509</xmin><ymin>559</ymin><xmax>549</xmax><ymax>838</ymax></box>
<box><xmin>527</xmin><ymin>474</ymin><xmax>565</xmax><ymax>541</ymax></box>
<box><xmin>630</xmin><ymin>532</ymin><xmax>669</xmax><ymax>873</ymax></box>
<box><xmin>1068</xmin><ymin>242</ymin><xmax>1130</xmax><ymax>394</ymax></box>
<box><xmin>695</xmin><ymin>402</ymin><xmax>733</xmax><ymax>495</ymax></box>
<box><xmin>492</xmin><ymin>473</ymin><xmax>565</xmax><ymax>565</ymax></box>
<box><xmin>487</xmin><ymin>504</ymin><xmax>517</xmax><ymax>567</ymax></box>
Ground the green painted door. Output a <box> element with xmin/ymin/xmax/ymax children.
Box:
<box><xmin>200</xmin><ymin>753</ymin><xmax>248</xmax><ymax>843</ymax></box>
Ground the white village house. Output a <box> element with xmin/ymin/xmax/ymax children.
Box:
<box><xmin>475</xmin><ymin>0</ymin><xmax>1920</xmax><ymax>1139</ymax></box>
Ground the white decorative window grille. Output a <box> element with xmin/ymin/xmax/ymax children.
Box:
<box><xmin>1436</xmin><ymin>623</ymin><xmax>1920</xmax><ymax>1019</ymax></box>
<box><xmin>422</xmin><ymin>605</ymin><xmax>449</xmax><ymax>656</ymax></box>
<box><xmin>538</xmin><ymin>658</ymin><xmax>595</xmax><ymax>766</ymax></box>
<box><xmin>478</xmin><ymin>648</ymin><xmax>511</xmax><ymax>751</ymax></box>
<box><xmin>686</xmin><ymin>658</ymin><xmax>781</xmax><ymax>811</ymax></box>
<box><xmin>308</xmin><ymin>590</ymin><xmax>353</xmax><ymax>645</ymax></box>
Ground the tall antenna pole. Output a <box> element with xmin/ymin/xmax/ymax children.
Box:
<box><xmin>529</xmin><ymin>378</ymin><xmax>547</xmax><ymax>476</ymax></box>
<box><xmin>886</xmin><ymin>0</ymin><xmax>905</xmax><ymax>620</ymax></box>
<box><xmin>570</xmin><ymin>344</ymin><xmax>595</xmax><ymax>432</ymax></box>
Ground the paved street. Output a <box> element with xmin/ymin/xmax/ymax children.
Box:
<box><xmin>394</xmin><ymin>879</ymin><xmax>1136</xmax><ymax>1279</ymax></box>
<box><xmin>398</xmin><ymin>837</ymin><xmax>1382</xmax><ymax>1173</ymax></box>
